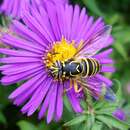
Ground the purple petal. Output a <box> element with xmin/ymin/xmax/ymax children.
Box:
<box><xmin>0</xmin><ymin>57</ymin><xmax>42</xmax><ymax>64</ymax></box>
<box><xmin>2</xmin><ymin>63</ymin><xmax>43</xmax><ymax>75</ymax></box>
<box><xmin>103</xmin><ymin>36</ymin><xmax>114</xmax><ymax>48</ymax></box>
<box><xmin>75</xmin><ymin>8</ymin><xmax>88</xmax><ymax>43</ymax></box>
<box><xmin>100</xmin><ymin>58</ymin><xmax>114</xmax><ymax>64</ymax></box>
<box><xmin>0</xmin><ymin>65</ymin><xmax>15</xmax><ymax>71</ymax></box>
<box><xmin>2</xmin><ymin>35</ymin><xmax>43</xmax><ymax>54</ymax></box>
<box><xmin>84</xmin><ymin>17</ymin><xmax>103</xmax><ymax>43</ymax></box>
<box><xmin>96</xmin><ymin>74</ymin><xmax>113</xmax><ymax>87</ymax></box>
<box><xmin>46</xmin><ymin>2</ymin><xmax>61</xmax><ymax>40</ymax></box>
<box><xmin>47</xmin><ymin>83</ymin><xmax>58</xmax><ymax>123</ymax></box>
<box><xmin>80</xmin><ymin>16</ymin><xmax>94</xmax><ymax>43</ymax></box>
<box><xmin>1</xmin><ymin>66</ymin><xmax>44</xmax><ymax>85</ymax></box>
<box><xmin>55</xmin><ymin>82</ymin><xmax>63</xmax><ymax>121</ymax></box>
<box><xmin>30</xmin><ymin>7</ymin><xmax>55</xmax><ymax>42</ymax></box>
<box><xmin>55</xmin><ymin>4</ymin><xmax>66</xmax><ymax>39</ymax></box>
<box><xmin>38</xmin><ymin>83</ymin><xmax>54</xmax><ymax>120</ymax></box>
<box><xmin>22</xmin><ymin>10</ymin><xmax>53</xmax><ymax>43</ymax></box>
<box><xmin>21</xmin><ymin>77</ymin><xmax>52</xmax><ymax>116</ymax></box>
<box><xmin>101</xmin><ymin>66</ymin><xmax>115</xmax><ymax>73</ymax></box>
<box><xmin>70</xmin><ymin>5</ymin><xmax>80</xmax><ymax>40</ymax></box>
<box><xmin>11</xmin><ymin>20</ymin><xmax>48</xmax><ymax>48</ymax></box>
<box><xmin>74</xmin><ymin>7</ymin><xmax>86</xmax><ymax>42</ymax></box>
<box><xmin>9</xmin><ymin>72</ymin><xmax>45</xmax><ymax>99</ymax></box>
<box><xmin>0</xmin><ymin>48</ymin><xmax>42</xmax><ymax>58</ymax></box>
<box><xmin>65</xmin><ymin>81</ymin><xmax>83</xmax><ymax>113</ymax></box>
<box><xmin>14</xmin><ymin>75</ymin><xmax>48</xmax><ymax>107</ymax></box>
<box><xmin>67</xmin><ymin>91</ymin><xmax>83</xmax><ymax>113</ymax></box>
<box><xmin>0</xmin><ymin>0</ymin><xmax>24</xmax><ymax>19</ymax></box>
<box><xmin>94</xmin><ymin>48</ymin><xmax>113</xmax><ymax>59</ymax></box>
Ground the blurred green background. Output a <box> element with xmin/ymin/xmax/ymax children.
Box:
<box><xmin>0</xmin><ymin>0</ymin><xmax>130</xmax><ymax>130</ymax></box>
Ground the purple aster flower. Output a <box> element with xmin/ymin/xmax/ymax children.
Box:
<box><xmin>34</xmin><ymin>0</ymin><xmax>69</xmax><ymax>5</ymax></box>
<box><xmin>0</xmin><ymin>2</ymin><xmax>114</xmax><ymax>123</ymax></box>
<box><xmin>0</xmin><ymin>0</ymin><xmax>68</xmax><ymax>19</ymax></box>
<box><xmin>113</xmin><ymin>109</ymin><xmax>126</xmax><ymax>121</ymax></box>
<box><xmin>0</xmin><ymin>0</ymin><xmax>29</xmax><ymax>19</ymax></box>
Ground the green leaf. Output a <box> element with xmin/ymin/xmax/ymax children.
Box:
<box><xmin>91</xmin><ymin>121</ymin><xmax>103</xmax><ymax>130</ymax></box>
<box><xmin>82</xmin><ymin>0</ymin><xmax>104</xmax><ymax>16</ymax></box>
<box><xmin>80</xmin><ymin>100</ymin><xmax>88</xmax><ymax>110</ymax></box>
<box><xmin>80</xmin><ymin>122</ymin><xmax>88</xmax><ymax>130</ymax></box>
<box><xmin>17</xmin><ymin>120</ymin><xmax>37</xmax><ymax>130</ymax></box>
<box><xmin>96</xmin><ymin>106</ymin><xmax>117</xmax><ymax>115</ymax></box>
<box><xmin>64</xmin><ymin>115</ymin><xmax>87</xmax><ymax>126</ymax></box>
<box><xmin>64</xmin><ymin>95</ymin><xmax>73</xmax><ymax>112</ymax></box>
<box><xmin>0</xmin><ymin>111</ymin><xmax>6</xmax><ymax>124</ymax></box>
<box><xmin>110</xmin><ymin>79</ymin><xmax>123</xmax><ymax>107</ymax></box>
<box><xmin>37</xmin><ymin>123</ymin><xmax>49</xmax><ymax>130</ymax></box>
<box><xmin>86</xmin><ymin>114</ymin><xmax>95</xmax><ymax>130</ymax></box>
<box><xmin>106</xmin><ymin>14</ymin><xmax>121</xmax><ymax>25</ymax></box>
<box><xmin>94</xmin><ymin>100</ymin><xmax>117</xmax><ymax>111</ymax></box>
<box><xmin>94</xmin><ymin>101</ymin><xmax>106</xmax><ymax>110</ymax></box>
<box><xmin>96</xmin><ymin>115</ymin><xmax>130</xmax><ymax>130</ymax></box>
<box><xmin>113</xmin><ymin>41</ymin><xmax>127</xmax><ymax>60</ymax></box>
<box><xmin>113</xmin><ymin>27</ymin><xmax>130</xmax><ymax>43</ymax></box>
<box><xmin>114</xmin><ymin>79</ymin><xmax>123</xmax><ymax>103</ymax></box>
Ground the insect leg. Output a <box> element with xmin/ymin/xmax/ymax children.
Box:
<box><xmin>74</xmin><ymin>80</ymin><xmax>82</xmax><ymax>93</ymax></box>
<box><xmin>64</xmin><ymin>79</ymin><xmax>73</xmax><ymax>92</ymax></box>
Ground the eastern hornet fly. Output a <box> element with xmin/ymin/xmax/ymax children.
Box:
<box><xmin>49</xmin><ymin>58</ymin><xmax>100</xmax><ymax>79</ymax></box>
<box><xmin>48</xmin><ymin>25</ymin><xmax>116</xmax><ymax>101</ymax></box>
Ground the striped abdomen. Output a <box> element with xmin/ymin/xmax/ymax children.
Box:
<box><xmin>81</xmin><ymin>58</ymin><xmax>101</xmax><ymax>77</ymax></box>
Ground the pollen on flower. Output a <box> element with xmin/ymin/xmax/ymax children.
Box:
<box><xmin>45</xmin><ymin>37</ymin><xmax>77</xmax><ymax>67</ymax></box>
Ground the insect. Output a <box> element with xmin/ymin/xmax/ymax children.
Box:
<box><xmin>49</xmin><ymin>59</ymin><xmax>116</xmax><ymax>101</ymax></box>
<box><xmin>49</xmin><ymin>25</ymin><xmax>115</xmax><ymax>101</ymax></box>
<box><xmin>49</xmin><ymin>58</ymin><xmax>101</xmax><ymax>79</ymax></box>
<box><xmin>49</xmin><ymin>25</ymin><xmax>111</xmax><ymax>79</ymax></box>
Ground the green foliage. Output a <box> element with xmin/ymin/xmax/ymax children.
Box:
<box><xmin>64</xmin><ymin>115</ymin><xmax>87</xmax><ymax>126</ymax></box>
<box><xmin>0</xmin><ymin>111</ymin><xmax>6</xmax><ymax>124</ymax></box>
<box><xmin>82</xmin><ymin>0</ymin><xmax>104</xmax><ymax>16</ymax></box>
<box><xmin>91</xmin><ymin>121</ymin><xmax>103</xmax><ymax>130</ymax></box>
<box><xmin>97</xmin><ymin>115</ymin><xmax>129</xmax><ymax>130</ymax></box>
<box><xmin>17</xmin><ymin>121</ymin><xmax>38</xmax><ymax>130</ymax></box>
<box><xmin>64</xmin><ymin>80</ymin><xmax>130</xmax><ymax>130</ymax></box>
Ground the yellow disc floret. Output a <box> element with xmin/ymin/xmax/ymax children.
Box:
<box><xmin>45</xmin><ymin>37</ymin><xmax>77</xmax><ymax>67</ymax></box>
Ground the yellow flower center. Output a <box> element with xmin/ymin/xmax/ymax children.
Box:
<box><xmin>45</xmin><ymin>37</ymin><xmax>78</xmax><ymax>67</ymax></box>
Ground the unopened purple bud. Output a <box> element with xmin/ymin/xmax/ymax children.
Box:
<box><xmin>113</xmin><ymin>109</ymin><xmax>126</xmax><ymax>121</ymax></box>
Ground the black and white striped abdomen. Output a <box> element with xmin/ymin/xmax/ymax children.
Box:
<box><xmin>81</xmin><ymin>58</ymin><xmax>101</xmax><ymax>77</ymax></box>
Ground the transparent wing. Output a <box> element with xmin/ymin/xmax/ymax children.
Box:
<box><xmin>77</xmin><ymin>78</ymin><xmax>101</xmax><ymax>98</ymax></box>
<box><xmin>75</xmin><ymin>25</ymin><xmax>112</xmax><ymax>57</ymax></box>
<box><xmin>77</xmin><ymin>78</ymin><xmax>116</xmax><ymax>102</ymax></box>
